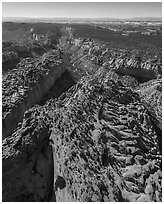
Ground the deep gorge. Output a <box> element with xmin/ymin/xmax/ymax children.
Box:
<box><xmin>2</xmin><ymin>26</ymin><xmax>162</xmax><ymax>202</ymax></box>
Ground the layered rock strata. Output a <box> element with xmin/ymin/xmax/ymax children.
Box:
<box><xmin>2</xmin><ymin>50</ymin><xmax>65</xmax><ymax>139</ymax></box>
<box><xmin>50</xmin><ymin>68</ymin><xmax>162</xmax><ymax>202</ymax></box>
<box><xmin>135</xmin><ymin>78</ymin><xmax>162</xmax><ymax>129</ymax></box>
<box><xmin>2</xmin><ymin>27</ymin><xmax>162</xmax><ymax>202</ymax></box>
<box><xmin>2</xmin><ymin>34</ymin><xmax>58</xmax><ymax>72</ymax></box>
<box><xmin>59</xmin><ymin>28</ymin><xmax>161</xmax><ymax>83</ymax></box>
<box><xmin>3</xmin><ymin>104</ymin><xmax>55</xmax><ymax>201</ymax></box>
<box><xmin>3</xmin><ymin>68</ymin><xmax>162</xmax><ymax>201</ymax></box>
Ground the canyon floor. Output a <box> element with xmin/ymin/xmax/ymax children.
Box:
<box><xmin>2</xmin><ymin>21</ymin><xmax>162</xmax><ymax>202</ymax></box>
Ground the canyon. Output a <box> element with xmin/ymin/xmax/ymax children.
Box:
<box><xmin>2</xmin><ymin>25</ymin><xmax>162</xmax><ymax>202</ymax></box>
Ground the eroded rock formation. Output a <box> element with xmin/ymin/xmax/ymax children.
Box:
<box><xmin>59</xmin><ymin>28</ymin><xmax>161</xmax><ymax>83</ymax></box>
<box><xmin>2</xmin><ymin>50</ymin><xmax>65</xmax><ymax>139</ymax></box>
<box><xmin>2</xmin><ymin>32</ymin><xmax>59</xmax><ymax>72</ymax></box>
<box><xmin>2</xmin><ymin>27</ymin><xmax>162</xmax><ymax>202</ymax></box>
<box><xmin>50</xmin><ymin>68</ymin><xmax>162</xmax><ymax>202</ymax></box>
<box><xmin>3</xmin><ymin>105</ymin><xmax>55</xmax><ymax>201</ymax></box>
<box><xmin>3</xmin><ymin>68</ymin><xmax>162</xmax><ymax>201</ymax></box>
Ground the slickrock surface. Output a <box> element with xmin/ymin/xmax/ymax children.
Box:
<box><xmin>135</xmin><ymin>78</ymin><xmax>162</xmax><ymax>128</ymax></box>
<box><xmin>50</xmin><ymin>69</ymin><xmax>162</xmax><ymax>202</ymax></box>
<box><xmin>3</xmin><ymin>68</ymin><xmax>162</xmax><ymax>201</ymax></box>
<box><xmin>112</xmin><ymin>57</ymin><xmax>161</xmax><ymax>82</ymax></box>
<box><xmin>2</xmin><ymin>26</ymin><xmax>162</xmax><ymax>202</ymax></box>
<box><xmin>2</xmin><ymin>50</ymin><xmax>65</xmax><ymax>139</ymax></box>
<box><xmin>59</xmin><ymin>28</ymin><xmax>161</xmax><ymax>83</ymax></box>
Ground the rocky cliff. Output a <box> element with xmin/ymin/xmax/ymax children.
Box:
<box><xmin>135</xmin><ymin>78</ymin><xmax>162</xmax><ymax>129</ymax></box>
<box><xmin>59</xmin><ymin>28</ymin><xmax>161</xmax><ymax>83</ymax></box>
<box><xmin>3</xmin><ymin>68</ymin><xmax>162</xmax><ymax>201</ymax></box>
<box><xmin>3</xmin><ymin>104</ymin><xmax>55</xmax><ymax>201</ymax></box>
<box><xmin>50</xmin><ymin>68</ymin><xmax>162</xmax><ymax>202</ymax></box>
<box><xmin>2</xmin><ymin>50</ymin><xmax>66</xmax><ymax>139</ymax></box>
<box><xmin>2</xmin><ymin>27</ymin><xmax>162</xmax><ymax>202</ymax></box>
<box><xmin>2</xmin><ymin>32</ymin><xmax>59</xmax><ymax>72</ymax></box>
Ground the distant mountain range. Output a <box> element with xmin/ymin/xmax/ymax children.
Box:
<box><xmin>2</xmin><ymin>16</ymin><xmax>162</xmax><ymax>23</ymax></box>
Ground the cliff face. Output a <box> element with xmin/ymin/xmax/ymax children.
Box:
<box><xmin>59</xmin><ymin>28</ymin><xmax>161</xmax><ymax>83</ymax></box>
<box><xmin>2</xmin><ymin>34</ymin><xmax>58</xmax><ymax>72</ymax></box>
<box><xmin>135</xmin><ymin>79</ymin><xmax>162</xmax><ymax>125</ymax></box>
<box><xmin>50</xmin><ymin>68</ymin><xmax>161</xmax><ymax>202</ymax></box>
<box><xmin>2</xmin><ymin>50</ymin><xmax>66</xmax><ymax>139</ymax></box>
<box><xmin>2</xmin><ymin>27</ymin><xmax>162</xmax><ymax>202</ymax></box>
<box><xmin>3</xmin><ymin>105</ymin><xmax>55</xmax><ymax>201</ymax></box>
<box><xmin>3</xmin><ymin>68</ymin><xmax>162</xmax><ymax>201</ymax></box>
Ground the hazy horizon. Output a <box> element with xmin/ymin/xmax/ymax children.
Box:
<box><xmin>2</xmin><ymin>16</ymin><xmax>162</xmax><ymax>20</ymax></box>
<box><xmin>2</xmin><ymin>2</ymin><xmax>162</xmax><ymax>19</ymax></box>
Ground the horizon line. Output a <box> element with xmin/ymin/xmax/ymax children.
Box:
<box><xmin>2</xmin><ymin>16</ymin><xmax>162</xmax><ymax>19</ymax></box>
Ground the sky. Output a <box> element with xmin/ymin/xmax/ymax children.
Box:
<box><xmin>2</xmin><ymin>2</ymin><xmax>162</xmax><ymax>19</ymax></box>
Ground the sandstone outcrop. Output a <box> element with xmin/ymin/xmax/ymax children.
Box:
<box><xmin>50</xmin><ymin>68</ymin><xmax>162</xmax><ymax>201</ymax></box>
<box><xmin>2</xmin><ymin>26</ymin><xmax>162</xmax><ymax>202</ymax></box>
<box><xmin>2</xmin><ymin>50</ymin><xmax>65</xmax><ymax>139</ymax></box>
<box><xmin>2</xmin><ymin>42</ymin><xmax>43</xmax><ymax>72</ymax></box>
<box><xmin>59</xmin><ymin>29</ymin><xmax>161</xmax><ymax>83</ymax></box>
<box><xmin>3</xmin><ymin>68</ymin><xmax>162</xmax><ymax>201</ymax></box>
<box><xmin>112</xmin><ymin>58</ymin><xmax>160</xmax><ymax>82</ymax></box>
<box><xmin>3</xmin><ymin>105</ymin><xmax>55</xmax><ymax>201</ymax></box>
<box><xmin>135</xmin><ymin>78</ymin><xmax>162</xmax><ymax>129</ymax></box>
<box><xmin>2</xmin><ymin>33</ymin><xmax>59</xmax><ymax>72</ymax></box>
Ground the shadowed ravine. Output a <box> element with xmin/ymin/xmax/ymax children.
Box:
<box><xmin>2</xmin><ymin>26</ymin><xmax>162</xmax><ymax>202</ymax></box>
